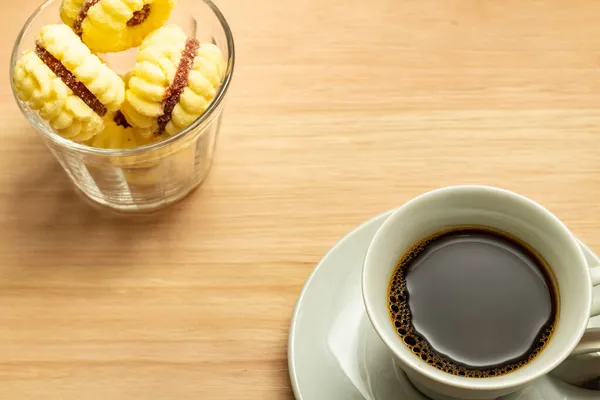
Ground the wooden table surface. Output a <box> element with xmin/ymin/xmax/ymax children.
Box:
<box><xmin>2</xmin><ymin>0</ymin><xmax>600</xmax><ymax>398</ymax></box>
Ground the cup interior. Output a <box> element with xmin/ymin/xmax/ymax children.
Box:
<box><xmin>362</xmin><ymin>186</ymin><xmax>593</xmax><ymax>390</ymax></box>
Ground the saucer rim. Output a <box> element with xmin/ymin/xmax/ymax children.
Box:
<box><xmin>288</xmin><ymin>209</ymin><xmax>394</xmax><ymax>400</ymax></box>
<box><xmin>288</xmin><ymin>208</ymin><xmax>599</xmax><ymax>400</ymax></box>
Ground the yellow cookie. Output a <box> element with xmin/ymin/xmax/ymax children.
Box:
<box><xmin>87</xmin><ymin>112</ymin><xmax>156</xmax><ymax>149</ymax></box>
<box><xmin>60</xmin><ymin>0</ymin><xmax>176</xmax><ymax>53</ymax></box>
<box><xmin>13</xmin><ymin>24</ymin><xmax>125</xmax><ymax>141</ymax></box>
<box><xmin>120</xmin><ymin>25</ymin><xmax>226</xmax><ymax>137</ymax></box>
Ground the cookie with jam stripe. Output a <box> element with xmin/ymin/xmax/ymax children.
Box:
<box><xmin>119</xmin><ymin>25</ymin><xmax>226</xmax><ymax>137</ymax></box>
<box><xmin>60</xmin><ymin>0</ymin><xmax>176</xmax><ymax>53</ymax></box>
<box><xmin>13</xmin><ymin>24</ymin><xmax>125</xmax><ymax>141</ymax></box>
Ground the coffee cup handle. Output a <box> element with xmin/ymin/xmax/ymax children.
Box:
<box><xmin>570</xmin><ymin>266</ymin><xmax>600</xmax><ymax>356</ymax></box>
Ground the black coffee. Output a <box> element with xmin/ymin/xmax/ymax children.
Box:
<box><xmin>388</xmin><ymin>226</ymin><xmax>558</xmax><ymax>378</ymax></box>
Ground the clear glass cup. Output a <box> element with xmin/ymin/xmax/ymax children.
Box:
<box><xmin>10</xmin><ymin>0</ymin><xmax>235</xmax><ymax>214</ymax></box>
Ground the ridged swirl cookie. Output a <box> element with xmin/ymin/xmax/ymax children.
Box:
<box><xmin>13</xmin><ymin>24</ymin><xmax>125</xmax><ymax>141</ymax></box>
<box><xmin>88</xmin><ymin>112</ymin><xmax>157</xmax><ymax>149</ymax></box>
<box><xmin>60</xmin><ymin>0</ymin><xmax>176</xmax><ymax>53</ymax></box>
<box><xmin>120</xmin><ymin>25</ymin><xmax>226</xmax><ymax>137</ymax></box>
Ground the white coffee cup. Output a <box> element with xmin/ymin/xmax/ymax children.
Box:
<box><xmin>362</xmin><ymin>185</ymin><xmax>600</xmax><ymax>400</ymax></box>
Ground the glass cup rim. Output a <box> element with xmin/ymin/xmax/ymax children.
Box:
<box><xmin>9</xmin><ymin>0</ymin><xmax>235</xmax><ymax>158</ymax></box>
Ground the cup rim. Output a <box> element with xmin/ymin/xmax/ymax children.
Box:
<box><xmin>362</xmin><ymin>185</ymin><xmax>592</xmax><ymax>392</ymax></box>
<box><xmin>9</xmin><ymin>0</ymin><xmax>235</xmax><ymax>157</ymax></box>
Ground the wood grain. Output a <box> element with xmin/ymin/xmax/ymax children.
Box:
<box><xmin>2</xmin><ymin>0</ymin><xmax>600</xmax><ymax>398</ymax></box>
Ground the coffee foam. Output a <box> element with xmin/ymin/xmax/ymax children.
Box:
<box><xmin>388</xmin><ymin>230</ymin><xmax>556</xmax><ymax>378</ymax></box>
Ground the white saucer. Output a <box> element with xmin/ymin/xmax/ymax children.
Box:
<box><xmin>288</xmin><ymin>210</ymin><xmax>600</xmax><ymax>400</ymax></box>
